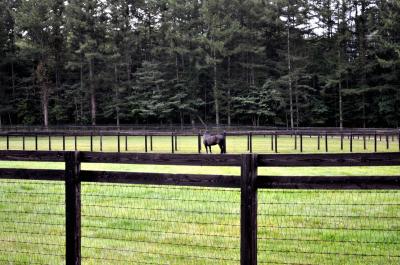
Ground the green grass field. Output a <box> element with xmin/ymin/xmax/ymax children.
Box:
<box><xmin>1</xmin><ymin>135</ymin><xmax>399</xmax><ymax>264</ymax></box>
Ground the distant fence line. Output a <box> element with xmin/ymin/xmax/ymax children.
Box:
<box><xmin>0</xmin><ymin>129</ymin><xmax>399</xmax><ymax>153</ymax></box>
<box><xmin>0</xmin><ymin>124</ymin><xmax>399</xmax><ymax>133</ymax></box>
<box><xmin>0</xmin><ymin>150</ymin><xmax>399</xmax><ymax>265</ymax></box>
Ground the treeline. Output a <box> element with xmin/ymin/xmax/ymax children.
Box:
<box><xmin>0</xmin><ymin>0</ymin><xmax>399</xmax><ymax>128</ymax></box>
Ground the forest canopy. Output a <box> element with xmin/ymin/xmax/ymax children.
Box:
<box><xmin>0</xmin><ymin>0</ymin><xmax>399</xmax><ymax>128</ymax></box>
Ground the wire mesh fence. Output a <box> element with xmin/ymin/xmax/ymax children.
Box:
<box><xmin>0</xmin><ymin>179</ymin><xmax>65</xmax><ymax>264</ymax></box>
<box><xmin>80</xmin><ymin>183</ymin><xmax>241</xmax><ymax>265</ymax></box>
<box><xmin>258</xmin><ymin>189</ymin><xmax>400</xmax><ymax>265</ymax></box>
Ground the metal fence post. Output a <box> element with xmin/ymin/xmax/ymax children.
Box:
<box><xmin>240</xmin><ymin>154</ymin><xmax>257</xmax><ymax>265</ymax></box>
<box><xmin>64</xmin><ymin>151</ymin><xmax>81</xmax><ymax>265</ymax></box>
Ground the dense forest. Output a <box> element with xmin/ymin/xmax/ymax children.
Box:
<box><xmin>0</xmin><ymin>0</ymin><xmax>399</xmax><ymax>128</ymax></box>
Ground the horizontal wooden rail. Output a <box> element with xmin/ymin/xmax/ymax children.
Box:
<box><xmin>257</xmin><ymin>175</ymin><xmax>400</xmax><ymax>189</ymax></box>
<box><xmin>0</xmin><ymin>150</ymin><xmax>65</xmax><ymax>162</ymax></box>
<box><xmin>81</xmin><ymin>171</ymin><xmax>240</xmax><ymax>188</ymax></box>
<box><xmin>258</xmin><ymin>152</ymin><xmax>400</xmax><ymax>167</ymax></box>
<box><xmin>80</xmin><ymin>152</ymin><xmax>241</xmax><ymax>166</ymax></box>
<box><xmin>0</xmin><ymin>168</ymin><xmax>65</xmax><ymax>181</ymax></box>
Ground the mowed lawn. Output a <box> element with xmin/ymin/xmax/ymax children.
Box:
<box><xmin>0</xmin><ymin>136</ymin><xmax>399</xmax><ymax>264</ymax></box>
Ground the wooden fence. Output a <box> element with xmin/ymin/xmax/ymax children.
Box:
<box><xmin>1</xmin><ymin>129</ymin><xmax>400</xmax><ymax>153</ymax></box>
<box><xmin>0</xmin><ymin>150</ymin><xmax>399</xmax><ymax>264</ymax></box>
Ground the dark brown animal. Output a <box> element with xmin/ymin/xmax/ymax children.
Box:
<box><xmin>203</xmin><ymin>131</ymin><xmax>226</xmax><ymax>154</ymax></box>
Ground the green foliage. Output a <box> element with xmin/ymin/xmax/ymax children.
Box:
<box><xmin>0</xmin><ymin>0</ymin><xmax>399</xmax><ymax>127</ymax></box>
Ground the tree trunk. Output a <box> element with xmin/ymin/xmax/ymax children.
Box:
<box><xmin>114</xmin><ymin>64</ymin><xmax>120</xmax><ymax>126</ymax></box>
<box><xmin>227</xmin><ymin>56</ymin><xmax>231</xmax><ymax>126</ymax></box>
<box><xmin>212</xmin><ymin>45</ymin><xmax>220</xmax><ymax>126</ymax></box>
<box><xmin>89</xmin><ymin>59</ymin><xmax>96</xmax><ymax>125</ymax></box>
<box><xmin>288</xmin><ymin>25</ymin><xmax>294</xmax><ymax>129</ymax></box>
<box><xmin>180</xmin><ymin>111</ymin><xmax>184</xmax><ymax>129</ymax></box>
<box><xmin>11</xmin><ymin>61</ymin><xmax>15</xmax><ymax>96</ymax></box>
<box><xmin>339</xmin><ymin>77</ymin><xmax>343</xmax><ymax>129</ymax></box>
<box><xmin>42</xmin><ymin>89</ymin><xmax>49</xmax><ymax>128</ymax></box>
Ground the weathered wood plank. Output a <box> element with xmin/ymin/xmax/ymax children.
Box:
<box><xmin>257</xmin><ymin>175</ymin><xmax>400</xmax><ymax>189</ymax></box>
<box><xmin>240</xmin><ymin>154</ymin><xmax>257</xmax><ymax>265</ymax></box>
<box><xmin>80</xmin><ymin>152</ymin><xmax>242</xmax><ymax>166</ymax></box>
<box><xmin>258</xmin><ymin>152</ymin><xmax>400</xmax><ymax>167</ymax></box>
<box><xmin>81</xmin><ymin>171</ymin><xmax>240</xmax><ymax>187</ymax></box>
<box><xmin>0</xmin><ymin>150</ymin><xmax>65</xmax><ymax>161</ymax></box>
<box><xmin>65</xmin><ymin>151</ymin><xmax>81</xmax><ymax>265</ymax></box>
<box><xmin>0</xmin><ymin>168</ymin><xmax>64</xmax><ymax>181</ymax></box>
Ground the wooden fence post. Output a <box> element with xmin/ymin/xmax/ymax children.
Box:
<box><xmin>240</xmin><ymin>154</ymin><xmax>257</xmax><ymax>265</ymax></box>
<box><xmin>100</xmin><ymin>134</ymin><xmax>103</xmax><ymax>152</ymax></box>
<box><xmin>35</xmin><ymin>134</ymin><xmax>38</xmax><ymax>150</ymax></box>
<box><xmin>198</xmin><ymin>133</ymin><xmax>201</xmax><ymax>154</ymax></box>
<box><xmin>150</xmin><ymin>135</ymin><xmax>153</xmax><ymax>151</ymax></box>
<box><xmin>49</xmin><ymin>135</ymin><xmax>51</xmax><ymax>151</ymax></box>
<box><xmin>294</xmin><ymin>133</ymin><xmax>297</xmax><ymax>150</ymax></box>
<box><xmin>247</xmin><ymin>134</ymin><xmax>250</xmax><ymax>151</ymax></box>
<box><xmin>300</xmin><ymin>133</ymin><xmax>303</xmax><ymax>153</ymax></box>
<box><xmin>117</xmin><ymin>133</ymin><xmax>120</xmax><ymax>153</ymax></box>
<box><xmin>350</xmin><ymin>133</ymin><xmax>353</xmax><ymax>152</ymax></box>
<box><xmin>223</xmin><ymin>131</ymin><xmax>227</xmax><ymax>153</ymax></box>
<box><xmin>386</xmin><ymin>134</ymin><xmax>389</xmax><ymax>150</ymax></box>
<box><xmin>64</xmin><ymin>151</ymin><xmax>81</xmax><ymax>265</ymax></box>
<box><xmin>6</xmin><ymin>134</ymin><xmax>9</xmax><ymax>150</ymax></box>
<box><xmin>171</xmin><ymin>133</ymin><xmax>174</xmax><ymax>154</ymax></box>
<box><xmin>271</xmin><ymin>134</ymin><xmax>274</xmax><ymax>151</ymax></box>
<box><xmin>398</xmin><ymin>131</ymin><xmax>400</xmax><ymax>151</ymax></box>
<box><xmin>317</xmin><ymin>134</ymin><xmax>320</xmax><ymax>150</ymax></box>
<box><xmin>363</xmin><ymin>135</ymin><xmax>366</xmax><ymax>150</ymax></box>
<box><xmin>125</xmin><ymin>135</ymin><xmax>128</xmax><ymax>152</ymax></box>
<box><xmin>325</xmin><ymin>132</ymin><xmax>328</xmax><ymax>152</ymax></box>
<box><xmin>340</xmin><ymin>134</ymin><xmax>343</xmax><ymax>151</ymax></box>
<box><xmin>22</xmin><ymin>133</ymin><xmax>25</xmax><ymax>151</ymax></box>
<box><xmin>274</xmin><ymin>132</ymin><xmax>278</xmax><ymax>153</ymax></box>
<box><xmin>145</xmin><ymin>135</ymin><xmax>148</xmax><ymax>153</ymax></box>
<box><xmin>90</xmin><ymin>134</ymin><xmax>93</xmax><ymax>152</ymax></box>
<box><xmin>374</xmin><ymin>132</ymin><xmax>377</xmax><ymax>152</ymax></box>
<box><xmin>175</xmin><ymin>133</ymin><xmax>178</xmax><ymax>151</ymax></box>
<box><xmin>63</xmin><ymin>134</ymin><xmax>66</xmax><ymax>151</ymax></box>
<box><xmin>74</xmin><ymin>135</ymin><xmax>77</xmax><ymax>151</ymax></box>
<box><xmin>249</xmin><ymin>132</ymin><xmax>253</xmax><ymax>153</ymax></box>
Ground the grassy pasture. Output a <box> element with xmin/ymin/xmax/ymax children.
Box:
<box><xmin>0</xmin><ymin>135</ymin><xmax>399</xmax><ymax>264</ymax></box>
